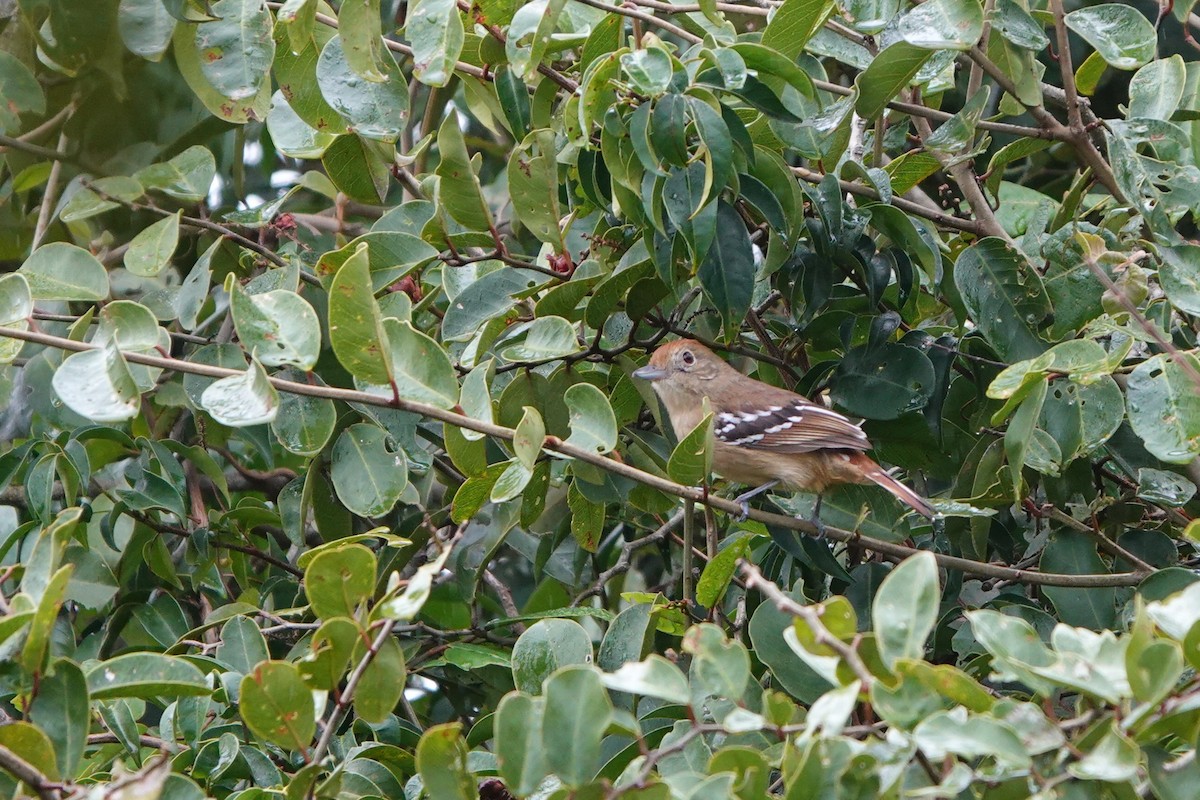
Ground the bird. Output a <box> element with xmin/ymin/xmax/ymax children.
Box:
<box><xmin>632</xmin><ymin>339</ymin><xmax>934</xmax><ymax>526</ymax></box>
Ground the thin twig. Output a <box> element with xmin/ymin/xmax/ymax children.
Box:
<box><xmin>309</xmin><ymin>618</ymin><xmax>398</xmax><ymax>764</ymax></box>
<box><xmin>1041</xmin><ymin>506</ymin><xmax>1155</xmax><ymax>573</ymax></box>
<box><xmin>573</xmin><ymin>511</ymin><xmax>687</xmax><ymax>605</ymax></box>
<box><xmin>31</xmin><ymin>131</ymin><xmax>68</xmax><ymax>250</ymax></box>
<box><xmin>742</xmin><ymin>561</ymin><xmax>874</xmax><ymax>687</ymax></box>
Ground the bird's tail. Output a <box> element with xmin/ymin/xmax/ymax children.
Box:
<box><xmin>849</xmin><ymin>453</ymin><xmax>934</xmax><ymax>518</ymax></box>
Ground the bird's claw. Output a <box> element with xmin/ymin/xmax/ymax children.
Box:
<box><xmin>736</xmin><ymin>500</ymin><xmax>751</xmax><ymax>523</ymax></box>
<box><xmin>810</xmin><ymin>516</ymin><xmax>828</xmax><ymax>540</ymax></box>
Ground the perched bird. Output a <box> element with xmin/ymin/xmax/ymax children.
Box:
<box><xmin>632</xmin><ymin>339</ymin><xmax>934</xmax><ymax>523</ymax></box>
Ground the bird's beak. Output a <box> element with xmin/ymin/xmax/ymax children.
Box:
<box><xmin>632</xmin><ymin>365</ymin><xmax>668</xmax><ymax>381</ymax></box>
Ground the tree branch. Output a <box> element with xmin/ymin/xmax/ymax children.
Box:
<box><xmin>0</xmin><ymin>744</ymin><xmax>62</xmax><ymax>800</ymax></box>
<box><xmin>0</xmin><ymin>325</ymin><xmax>1153</xmax><ymax>588</ymax></box>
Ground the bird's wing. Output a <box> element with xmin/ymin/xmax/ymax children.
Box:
<box><xmin>713</xmin><ymin>398</ymin><xmax>870</xmax><ymax>453</ymax></box>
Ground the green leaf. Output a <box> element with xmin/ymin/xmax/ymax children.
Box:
<box><xmin>914</xmin><ymin>709</ymin><xmax>1031</xmax><ymax>768</ymax></box>
<box><xmin>441</xmin><ymin>268</ymin><xmax>543</xmax><ymax>341</ymax></box>
<box><xmin>416</xmin><ymin>723</ymin><xmax>474</xmax><ymax>800</ymax></box>
<box><xmin>459</xmin><ymin>360</ymin><xmax>495</xmax><ymax>441</ymax></box>
<box><xmin>239</xmin><ymin>661</ymin><xmax>316</xmax><ymax>750</ymax></box>
<box><xmin>20</xmin><ymin>243</ymin><xmax>109</xmax><ymax>301</ymax></box>
<box><xmin>382</xmin><ymin>318</ymin><xmax>459</xmax><ymax>408</ymax></box>
<box><xmin>842</xmin><ymin>0</ymin><xmax>900</xmax><ymax>34</ymax></box>
<box><xmin>668</xmin><ymin>410</ymin><xmax>713</xmax><ymax>486</ymax></box>
<box><xmin>1004</xmin><ymin>378</ymin><xmax>1046</xmax><ymax>503</ymax></box>
<box><xmin>696</xmin><ymin>532</ymin><xmax>754</xmax><ymax>608</ymax></box>
<box><xmin>1129</xmin><ymin>55</ymin><xmax>1186</xmax><ymax>121</ymax></box>
<box><xmin>199</xmin><ymin>359</ymin><xmax>280</xmax><ymax>427</ymax></box>
<box><xmin>601</xmin><ymin>654</ymin><xmax>690</xmax><ymax>704</ymax></box>
<box><xmin>407</xmin><ymin>0</ymin><xmax>465</xmax><ymax>87</ymax></box>
<box><xmin>761</xmin><ymin>0</ymin><xmax>833</xmax><ymax>59</ymax></box>
<box><xmin>506</xmin><ymin>0</ymin><xmax>568</xmax><ymax>80</ymax></box>
<box><xmin>278</xmin><ymin>0</ymin><xmax>316</xmax><ymax>52</ymax></box>
<box><xmin>267</xmin><ymin>91</ymin><xmax>336</xmax><ymax>158</ymax></box>
<box><xmin>1041</xmin><ymin>531</ymin><xmax>1116</xmax><ymax>629</ymax></box>
<box><xmin>353</xmin><ymin>635</ymin><xmax>407</xmax><ymax>723</ymax></box>
<box><xmin>331</xmin><ymin>423</ymin><xmax>409</xmax><ymax>517</ymax></box>
<box><xmin>567</xmin><ymin>481</ymin><xmax>605</xmax><ymax>552</ymax></box>
<box><xmin>1039</xmin><ymin>376</ymin><xmax>1123</xmax><ymax>463</ymax></box>
<box><xmin>124</xmin><ymin>212</ymin><xmax>180</xmax><ymax>277</ymax></box>
<box><xmin>897</xmin><ymin>0</ymin><xmax>984</xmax><ymax>50</ymax></box>
<box><xmin>498</xmin><ymin>315</ymin><xmax>581</xmax><ymax>362</ymax></box>
<box><xmin>337</xmin><ymin>0</ymin><xmax>391</xmax><ymax>81</ymax></box>
<box><xmin>229</xmin><ymin>282</ymin><xmax>320</xmax><ymax>370</ymax></box>
<box><xmin>992</xmin><ymin>0</ymin><xmax>1047</xmax><ymax>49</ymax></box>
<box><xmin>298</xmin><ymin>617</ymin><xmax>358</xmax><ymax>690</ymax></box>
<box><xmin>61</xmin><ymin>176</ymin><xmax>144</xmax><ymax>223</ymax></box>
<box><xmin>436</xmin><ymin>115</ymin><xmax>495</xmax><ymax>231</ymax></box>
<box><xmin>495</xmin><ymin>693</ymin><xmax>547</xmax><ymax>796</ymax></box>
<box><xmin>854</xmin><ymin>42</ymin><xmax>931</xmax><ymax>120</ymax></box>
<box><xmin>1136</xmin><ymin>467</ymin><xmax>1197</xmax><ymax>506</ymax></box>
<box><xmin>135</xmin><ymin>146</ymin><xmax>217</xmax><ymax>203</ymax></box>
<box><xmin>954</xmin><ymin>237</ymin><xmax>1050</xmax><ymax>361</ymax></box>
<box><xmin>508</xmin><ymin>130</ymin><xmax>565</xmax><ymax>248</ymax></box>
<box><xmin>511</xmin><ymin>619</ymin><xmax>594</xmax><ymax>694</ymax></box>
<box><xmin>0</xmin><ymin>273</ymin><xmax>33</xmax><ymax>365</ymax></box>
<box><xmin>1065</xmin><ymin>4</ymin><xmax>1156</xmax><ymax>70</ymax></box>
<box><xmin>304</xmin><ymin>543</ymin><xmax>377</xmax><ymax>620</ymax></box>
<box><xmin>271</xmin><ymin>378</ymin><xmax>337</xmax><ymax>456</ymax></box>
<box><xmin>317</xmin><ymin>35</ymin><xmax>409</xmax><ymax>142</ymax></box>
<box><xmin>0</xmin><ymin>51</ymin><xmax>46</xmax><ymax>134</ymax></box>
<box><xmin>216</xmin><ymin>616</ymin><xmax>270</xmax><ymax>675</ymax></box>
<box><xmin>621</xmin><ymin>48</ymin><xmax>673</xmax><ymax>96</ymax></box>
<box><xmin>194</xmin><ymin>0</ymin><xmax>274</xmax><ymax>101</ymax></box>
<box><xmin>173</xmin><ymin>4</ymin><xmax>271</xmax><ymax>122</ymax></box>
<box><xmin>52</xmin><ymin>343</ymin><xmax>141</xmax><ymax>423</ymax></box>
<box><xmin>0</xmin><ymin>722</ymin><xmax>59</xmax><ymax>782</ymax></box>
<box><xmin>698</xmin><ymin>200</ymin><xmax>755</xmax><ymax>335</ymax></box>
<box><xmin>29</xmin><ymin>660</ymin><xmax>88</xmax><ymax>778</ymax></box>
<box><xmin>322</xmin><ymin>134</ymin><xmax>391</xmax><ymax>202</ymax></box>
<box><xmin>329</xmin><ymin>242</ymin><xmax>393</xmax><ymax>384</ymax></box>
<box><xmin>512</xmin><ymin>405</ymin><xmax>545</xmax><ymax>470</ymax></box>
<box><xmin>1127</xmin><ymin>353</ymin><xmax>1200</xmax><ymax>464</ymax></box>
<box><xmin>1160</xmin><ymin>245</ymin><xmax>1200</xmax><ymax>316</ymax></box>
<box><xmin>1069</xmin><ymin>722</ymin><xmax>1139</xmax><ymax>781</ymax></box>
<box><xmin>316</xmin><ymin>231</ymin><xmax>439</xmax><ymax>289</ymax></box>
<box><xmin>489</xmin><ymin>459</ymin><xmax>533</xmax><ymax>503</ymax></box>
<box><xmin>86</xmin><ymin>653</ymin><xmax>211</xmax><ymax>699</ymax></box>
<box><xmin>831</xmin><ymin>343</ymin><xmax>935</xmax><ymax>420</ymax></box>
<box><xmin>729</xmin><ymin>42</ymin><xmax>816</xmax><ymax>100</ymax></box>
<box><xmin>684</xmin><ymin>623</ymin><xmax>752</xmax><ymax>702</ymax></box>
<box><xmin>873</xmin><ymin>551</ymin><xmax>939</xmax><ymax>669</ymax></box>
<box><xmin>542</xmin><ymin>665</ymin><xmax>613</xmax><ymax>787</ymax></box>
<box><xmin>563</xmin><ymin>383</ymin><xmax>617</xmax><ymax>454</ymax></box>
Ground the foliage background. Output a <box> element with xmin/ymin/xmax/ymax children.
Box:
<box><xmin>3</xmin><ymin>0</ymin><xmax>1200</xmax><ymax>796</ymax></box>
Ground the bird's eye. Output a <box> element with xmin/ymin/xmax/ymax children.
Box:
<box><xmin>681</xmin><ymin>351</ymin><xmax>695</xmax><ymax>366</ymax></box>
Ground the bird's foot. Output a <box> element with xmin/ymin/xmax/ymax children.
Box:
<box><xmin>810</xmin><ymin>515</ymin><xmax>828</xmax><ymax>540</ymax></box>
<box><xmin>809</xmin><ymin>494</ymin><xmax>826</xmax><ymax>539</ymax></box>
<box><xmin>731</xmin><ymin>480</ymin><xmax>780</xmax><ymax>523</ymax></box>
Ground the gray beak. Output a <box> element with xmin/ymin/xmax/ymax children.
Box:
<box><xmin>632</xmin><ymin>365</ymin><xmax>668</xmax><ymax>381</ymax></box>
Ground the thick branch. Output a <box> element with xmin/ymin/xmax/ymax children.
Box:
<box><xmin>0</xmin><ymin>744</ymin><xmax>61</xmax><ymax>800</ymax></box>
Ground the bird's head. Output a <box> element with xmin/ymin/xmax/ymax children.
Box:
<box><xmin>633</xmin><ymin>339</ymin><xmax>725</xmax><ymax>394</ymax></box>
